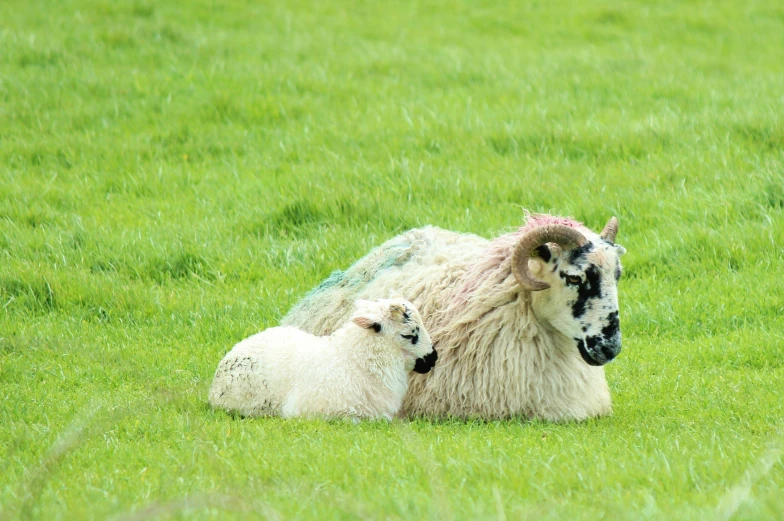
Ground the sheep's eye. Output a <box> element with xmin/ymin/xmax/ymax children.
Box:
<box><xmin>566</xmin><ymin>275</ymin><xmax>581</xmax><ymax>286</ymax></box>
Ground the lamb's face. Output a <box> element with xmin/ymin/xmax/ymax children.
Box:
<box><xmin>529</xmin><ymin>236</ymin><xmax>626</xmax><ymax>366</ymax></box>
<box><xmin>352</xmin><ymin>298</ymin><xmax>437</xmax><ymax>374</ymax></box>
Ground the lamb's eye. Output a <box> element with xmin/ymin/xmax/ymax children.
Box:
<box><xmin>566</xmin><ymin>275</ymin><xmax>581</xmax><ymax>286</ymax></box>
<box><xmin>401</xmin><ymin>333</ymin><xmax>419</xmax><ymax>345</ymax></box>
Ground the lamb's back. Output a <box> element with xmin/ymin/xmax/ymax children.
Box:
<box><xmin>284</xmin><ymin>226</ymin><xmax>488</xmax><ymax>336</ymax></box>
<box><xmin>208</xmin><ymin>326</ymin><xmax>327</xmax><ymax>416</ymax></box>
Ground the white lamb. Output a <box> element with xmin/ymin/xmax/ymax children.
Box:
<box><xmin>208</xmin><ymin>297</ymin><xmax>436</xmax><ymax>421</ymax></box>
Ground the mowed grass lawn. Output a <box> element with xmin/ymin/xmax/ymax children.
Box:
<box><xmin>2</xmin><ymin>0</ymin><xmax>783</xmax><ymax>519</ymax></box>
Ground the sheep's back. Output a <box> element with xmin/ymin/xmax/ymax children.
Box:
<box><xmin>283</xmin><ymin>226</ymin><xmax>487</xmax><ymax>336</ymax></box>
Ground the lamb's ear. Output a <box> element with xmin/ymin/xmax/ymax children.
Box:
<box><xmin>353</xmin><ymin>315</ymin><xmax>382</xmax><ymax>333</ymax></box>
<box><xmin>388</xmin><ymin>303</ymin><xmax>406</xmax><ymax>321</ymax></box>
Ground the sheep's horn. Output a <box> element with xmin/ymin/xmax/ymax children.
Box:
<box><xmin>512</xmin><ymin>225</ymin><xmax>587</xmax><ymax>291</ymax></box>
<box><xmin>600</xmin><ymin>216</ymin><xmax>619</xmax><ymax>243</ymax></box>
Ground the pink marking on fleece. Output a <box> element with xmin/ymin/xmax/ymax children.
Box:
<box><xmin>437</xmin><ymin>214</ymin><xmax>583</xmax><ymax>327</ymax></box>
<box><xmin>519</xmin><ymin>213</ymin><xmax>584</xmax><ymax>233</ymax></box>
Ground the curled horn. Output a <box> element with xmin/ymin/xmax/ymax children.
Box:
<box><xmin>511</xmin><ymin>225</ymin><xmax>587</xmax><ymax>291</ymax></box>
<box><xmin>600</xmin><ymin>216</ymin><xmax>619</xmax><ymax>243</ymax></box>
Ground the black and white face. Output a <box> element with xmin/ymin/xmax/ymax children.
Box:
<box><xmin>528</xmin><ymin>238</ymin><xmax>626</xmax><ymax>366</ymax></box>
<box><xmin>352</xmin><ymin>298</ymin><xmax>437</xmax><ymax>373</ymax></box>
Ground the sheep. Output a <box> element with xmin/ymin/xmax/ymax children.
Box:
<box><xmin>208</xmin><ymin>297</ymin><xmax>436</xmax><ymax>421</ymax></box>
<box><xmin>282</xmin><ymin>214</ymin><xmax>627</xmax><ymax>422</ymax></box>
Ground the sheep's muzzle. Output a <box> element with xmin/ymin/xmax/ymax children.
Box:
<box><xmin>575</xmin><ymin>333</ymin><xmax>622</xmax><ymax>366</ymax></box>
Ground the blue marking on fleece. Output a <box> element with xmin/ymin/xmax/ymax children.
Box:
<box><xmin>299</xmin><ymin>237</ymin><xmax>414</xmax><ymax>304</ymax></box>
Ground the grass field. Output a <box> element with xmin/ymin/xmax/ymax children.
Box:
<box><xmin>2</xmin><ymin>0</ymin><xmax>784</xmax><ymax>519</ymax></box>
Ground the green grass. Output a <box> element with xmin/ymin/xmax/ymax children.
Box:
<box><xmin>2</xmin><ymin>0</ymin><xmax>783</xmax><ymax>519</ymax></box>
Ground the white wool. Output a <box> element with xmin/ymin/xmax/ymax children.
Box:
<box><xmin>209</xmin><ymin>298</ymin><xmax>434</xmax><ymax>421</ymax></box>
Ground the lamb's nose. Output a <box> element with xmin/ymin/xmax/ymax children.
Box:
<box><xmin>413</xmin><ymin>349</ymin><xmax>437</xmax><ymax>374</ymax></box>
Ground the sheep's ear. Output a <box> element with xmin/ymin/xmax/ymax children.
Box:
<box><xmin>615</xmin><ymin>244</ymin><xmax>627</xmax><ymax>256</ymax></box>
<box><xmin>353</xmin><ymin>315</ymin><xmax>382</xmax><ymax>332</ymax></box>
<box><xmin>534</xmin><ymin>244</ymin><xmax>554</xmax><ymax>262</ymax></box>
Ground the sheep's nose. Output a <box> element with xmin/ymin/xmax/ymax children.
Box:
<box><xmin>413</xmin><ymin>349</ymin><xmax>437</xmax><ymax>374</ymax></box>
<box><xmin>576</xmin><ymin>333</ymin><xmax>621</xmax><ymax>366</ymax></box>
<box><xmin>601</xmin><ymin>335</ymin><xmax>622</xmax><ymax>361</ymax></box>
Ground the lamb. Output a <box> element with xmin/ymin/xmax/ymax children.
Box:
<box><xmin>282</xmin><ymin>214</ymin><xmax>627</xmax><ymax>422</ymax></box>
<box><xmin>208</xmin><ymin>297</ymin><xmax>436</xmax><ymax>420</ymax></box>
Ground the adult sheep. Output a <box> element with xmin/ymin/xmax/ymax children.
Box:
<box><xmin>282</xmin><ymin>214</ymin><xmax>627</xmax><ymax>421</ymax></box>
